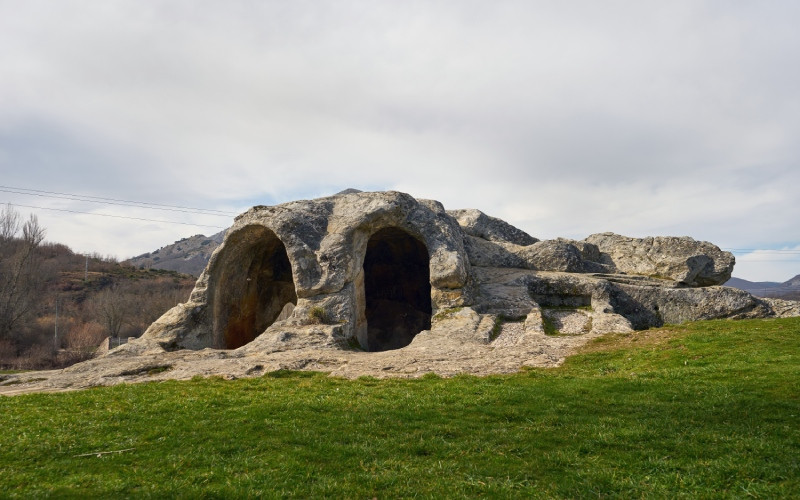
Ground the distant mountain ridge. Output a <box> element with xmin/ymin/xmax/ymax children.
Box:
<box><xmin>725</xmin><ymin>275</ymin><xmax>800</xmax><ymax>298</ymax></box>
<box><xmin>126</xmin><ymin>230</ymin><xmax>226</xmax><ymax>276</ymax></box>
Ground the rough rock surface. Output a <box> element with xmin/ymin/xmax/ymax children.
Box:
<box><xmin>762</xmin><ymin>297</ymin><xmax>800</xmax><ymax>317</ymax></box>
<box><xmin>447</xmin><ymin>209</ymin><xmax>538</xmax><ymax>246</ymax></box>
<box><xmin>2</xmin><ymin>190</ymin><xmax>796</xmax><ymax>395</ymax></box>
<box><xmin>584</xmin><ymin>233</ymin><xmax>735</xmax><ymax>286</ymax></box>
<box><xmin>517</xmin><ymin>240</ymin><xmax>587</xmax><ymax>273</ymax></box>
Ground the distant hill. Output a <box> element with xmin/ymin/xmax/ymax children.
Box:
<box><xmin>724</xmin><ymin>277</ymin><xmax>781</xmax><ymax>293</ymax></box>
<box><xmin>126</xmin><ymin>230</ymin><xmax>226</xmax><ymax>277</ymax></box>
<box><xmin>725</xmin><ymin>275</ymin><xmax>800</xmax><ymax>299</ymax></box>
<box><xmin>784</xmin><ymin>274</ymin><xmax>800</xmax><ymax>288</ymax></box>
<box><xmin>124</xmin><ymin>190</ymin><xmax>365</xmax><ymax>276</ymax></box>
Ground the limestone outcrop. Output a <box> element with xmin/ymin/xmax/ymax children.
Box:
<box><xmin>120</xmin><ymin>191</ymin><xmax>793</xmax><ymax>351</ymax></box>
<box><xmin>142</xmin><ymin>191</ymin><xmax>470</xmax><ymax>352</ymax></box>
<box><xmin>3</xmin><ymin>190</ymin><xmax>796</xmax><ymax>393</ymax></box>
<box><xmin>584</xmin><ymin>233</ymin><xmax>735</xmax><ymax>286</ymax></box>
<box><xmin>447</xmin><ymin>209</ymin><xmax>538</xmax><ymax>246</ymax></box>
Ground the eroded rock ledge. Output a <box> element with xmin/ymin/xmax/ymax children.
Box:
<box><xmin>3</xmin><ymin>190</ymin><xmax>797</xmax><ymax>394</ymax></box>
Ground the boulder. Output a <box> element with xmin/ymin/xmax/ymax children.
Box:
<box><xmin>462</xmin><ymin>236</ymin><xmax>610</xmax><ymax>274</ymax></box>
<box><xmin>584</xmin><ymin>233</ymin><xmax>735</xmax><ymax>286</ymax></box>
<box><xmin>516</xmin><ymin>240</ymin><xmax>586</xmax><ymax>273</ymax></box>
<box><xmin>762</xmin><ymin>297</ymin><xmax>800</xmax><ymax>317</ymax></box>
<box><xmin>447</xmin><ymin>209</ymin><xmax>538</xmax><ymax>246</ymax></box>
<box><xmin>462</xmin><ymin>235</ymin><xmax>528</xmax><ymax>269</ymax></box>
<box><xmin>520</xmin><ymin>269</ymin><xmax>771</xmax><ymax>329</ymax></box>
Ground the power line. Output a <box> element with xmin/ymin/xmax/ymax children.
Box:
<box><xmin>3</xmin><ymin>202</ymin><xmax>226</xmax><ymax>230</ymax></box>
<box><xmin>0</xmin><ymin>185</ymin><xmax>238</xmax><ymax>216</ymax></box>
<box><xmin>0</xmin><ymin>187</ymin><xmax>233</xmax><ymax>217</ymax></box>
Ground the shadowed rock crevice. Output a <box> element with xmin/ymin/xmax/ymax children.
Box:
<box><xmin>212</xmin><ymin>226</ymin><xmax>297</xmax><ymax>349</ymax></box>
<box><xmin>361</xmin><ymin>227</ymin><xmax>432</xmax><ymax>352</ymax></box>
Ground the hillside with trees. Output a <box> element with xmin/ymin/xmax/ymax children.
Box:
<box><xmin>0</xmin><ymin>205</ymin><xmax>195</xmax><ymax>370</ymax></box>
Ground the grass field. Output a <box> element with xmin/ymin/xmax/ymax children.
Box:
<box><xmin>1</xmin><ymin>317</ymin><xmax>798</xmax><ymax>498</ymax></box>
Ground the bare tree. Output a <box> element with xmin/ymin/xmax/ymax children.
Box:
<box><xmin>90</xmin><ymin>280</ymin><xmax>189</xmax><ymax>340</ymax></box>
<box><xmin>0</xmin><ymin>204</ymin><xmax>20</xmax><ymax>241</ymax></box>
<box><xmin>0</xmin><ymin>205</ymin><xmax>46</xmax><ymax>341</ymax></box>
<box><xmin>128</xmin><ymin>285</ymin><xmax>188</xmax><ymax>335</ymax></box>
<box><xmin>90</xmin><ymin>284</ymin><xmax>130</xmax><ymax>343</ymax></box>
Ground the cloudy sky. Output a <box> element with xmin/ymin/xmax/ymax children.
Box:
<box><xmin>1</xmin><ymin>1</ymin><xmax>798</xmax><ymax>281</ymax></box>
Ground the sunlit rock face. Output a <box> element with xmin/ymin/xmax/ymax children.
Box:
<box><xmin>141</xmin><ymin>191</ymin><xmax>470</xmax><ymax>352</ymax></box>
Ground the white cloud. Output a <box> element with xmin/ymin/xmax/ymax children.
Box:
<box><xmin>1</xmin><ymin>1</ymin><xmax>799</xmax><ymax>279</ymax></box>
<box><xmin>734</xmin><ymin>247</ymin><xmax>800</xmax><ymax>283</ymax></box>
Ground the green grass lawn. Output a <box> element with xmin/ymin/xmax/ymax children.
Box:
<box><xmin>2</xmin><ymin>318</ymin><xmax>798</xmax><ymax>498</ymax></box>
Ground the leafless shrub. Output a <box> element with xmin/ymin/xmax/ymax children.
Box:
<box><xmin>0</xmin><ymin>338</ymin><xmax>16</xmax><ymax>368</ymax></box>
<box><xmin>88</xmin><ymin>284</ymin><xmax>130</xmax><ymax>340</ymax></box>
<box><xmin>14</xmin><ymin>344</ymin><xmax>56</xmax><ymax>370</ymax></box>
<box><xmin>62</xmin><ymin>321</ymin><xmax>106</xmax><ymax>364</ymax></box>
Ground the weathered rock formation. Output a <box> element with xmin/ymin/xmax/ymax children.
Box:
<box><xmin>447</xmin><ymin>209</ymin><xmax>538</xmax><ymax>246</ymax></box>
<box><xmin>3</xmin><ymin>190</ymin><xmax>797</xmax><ymax>393</ymax></box>
<box><xmin>132</xmin><ymin>190</ymin><xmax>794</xmax><ymax>352</ymax></box>
<box><xmin>139</xmin><ymin>192</ymin><xmax>470</xmax><ymax>353</ymax></box>
<box><xmin>584</xmin><ymin>233</ymin><xmax>736</xmax><ymax>286</ymax></box>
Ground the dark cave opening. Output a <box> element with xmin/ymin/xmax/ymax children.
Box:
<box><xmin>362</xmin><ymin>227</ymin><xmax>432</xmax><ymax>352</ymax></box>
<box><xmin>216</xmin><ymin>228</ymin><xmax>297</xmax><ymax>349</ymax></box>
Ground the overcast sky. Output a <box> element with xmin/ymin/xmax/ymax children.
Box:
<box><xmin>1</xmin><ymin>1</ymin><xmax>798</xmax><ymax>281</ymax></box>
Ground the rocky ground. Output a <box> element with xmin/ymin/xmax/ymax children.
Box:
<box><xmin>1</xmin><ymin>306</ymin><xmax>600</xmax><ymax>396</ymax></box>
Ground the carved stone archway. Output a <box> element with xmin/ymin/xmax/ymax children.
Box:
<box><xmin>358</xmin><ymin>227</ymin><xmax>432</xmax><ymax>351</ymax></box>
<box><xmin>211</xmin><ymin>226</ymin><xmax>297</xmax><ymax>349</ymax></box>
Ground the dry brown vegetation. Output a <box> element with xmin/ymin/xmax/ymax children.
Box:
<box><xmin>0</xmin><ymin>205</ymin><xmax>195</xmax><ymax>370</ymax></box>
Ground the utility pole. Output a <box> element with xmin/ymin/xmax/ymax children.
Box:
<box><xmin>54</xmin><ymin>296</ymin><xmax>59</xmax><ymax>350</ymax></box>
<box><xmin>85</xmin><ymin>254</ymin><xmax>89</xmax><ymax>282</ymax></box>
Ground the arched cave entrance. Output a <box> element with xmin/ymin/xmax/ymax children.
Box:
<box><xmin>213</xmin><ymin>227</ymin><xmax>297</xmax><ymax>349</ymax></box>
<box><xmin>360</xmin><ymin>227</ymin><xmax>432</xmax><ymax>352</ymax></box>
